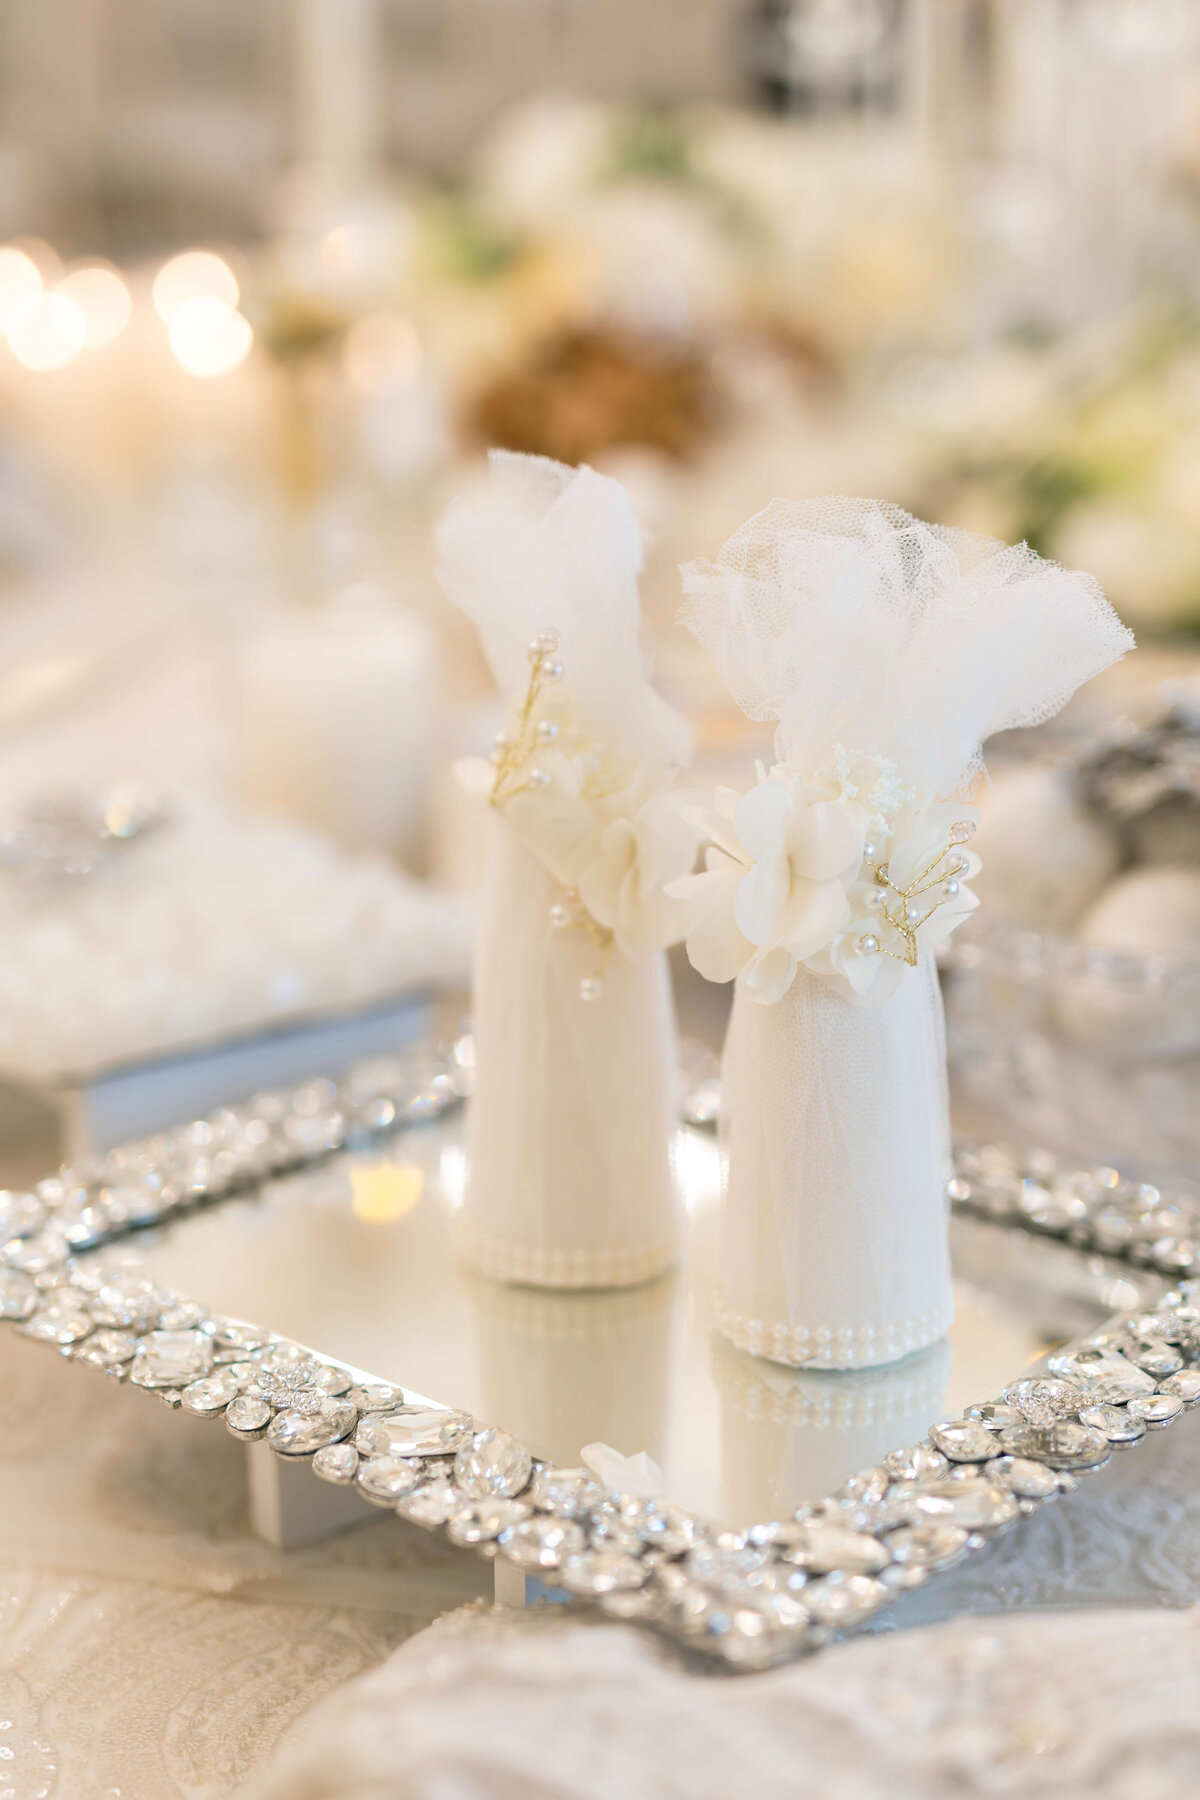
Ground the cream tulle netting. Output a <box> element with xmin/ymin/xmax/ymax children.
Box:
<box><xmin>437</xmin><ymin>453</ymin><xmax>688</xmax><ymax>1289</ymax></box>
<box><xmin>680</xmin><ymin>497</ymin><xmax>1133</xmax><ymax>795</ymax></box>
<box><xmin>680</xmin><ymin>497</ymin><xmax>1133</xmax><ymax>1369</ymax></box>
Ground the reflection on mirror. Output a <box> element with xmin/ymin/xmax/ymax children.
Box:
<box><xmin>118</xmin><ymin>1115</ymin><xmax>1160</xmax><ymax>1530</ymax></box>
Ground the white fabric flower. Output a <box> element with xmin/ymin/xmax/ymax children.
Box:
<box><xmin>669</xmin><ymin>772</ymin><xmax>863</xmax><ymax>1005</ymax></box>
<box><xmin>578</xmin><ymin>785</ymin><xmax>700</xmax><ymax>959</ymax></box>
<box><xmin>806</xmin><ymin>801</ymin><xmax>982</xmax><ymax>1006</ymax></box>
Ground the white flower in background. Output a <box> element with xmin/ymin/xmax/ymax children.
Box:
<box><xmin>581</xmin><ymin>1441</ymin><xmax>665</xmax><ymax>1500</ymax></box>
<box><xmin>672</xmin><ymin>764</ymin><xmax>982</xmax><ymax>1008</ymax></box>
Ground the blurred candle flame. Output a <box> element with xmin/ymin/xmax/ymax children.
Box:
<box><xmin>350</xmin><ymin>1162</ymin><xmax>424</xmax><ymax>1223</ymax></box>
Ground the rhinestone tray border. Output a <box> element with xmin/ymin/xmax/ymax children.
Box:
<box><xmin>1</xmin><ymin>1040</ymin><xmax>1196</xmax><ymax>1672</ymax></box>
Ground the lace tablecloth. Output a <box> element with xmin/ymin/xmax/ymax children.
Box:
<box><xmin>6</xmin><ymin>1322</ymin><xmax>1200</xmax><ymax>1799</ymax></box>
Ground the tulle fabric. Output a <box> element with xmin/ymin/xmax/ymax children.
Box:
<box><xmin>463</xmin><ymin>816</ymin><xmax>679</xmax><ymax>1287</ymax></box>
<box><xmin>717</xmin><ymin>956</ymin><xmax>954</xmax><ymax>1368</ymax></box>
<box><xmin>679</xmin><ymin>497</ymin><xmax>1134</xmax><ymax>795</ymax></box>
<box><xmin>437</xmin><ymin>449</ymin><xmax>690</xmax><ymax>774</ymax></box>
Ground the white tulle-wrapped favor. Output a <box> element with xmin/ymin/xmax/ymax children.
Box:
<box><xmin>673</xmin><ymin>498</ymin><xmax>1133</xmax><ymax>1367</ymax></box>
<box><xmin>436</xmin><ymin>452</ymin><xmax>696</xmax><ymax>1288</ymax></box>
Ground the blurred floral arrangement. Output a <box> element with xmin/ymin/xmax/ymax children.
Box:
<box><xmin>7</xmin><ymin>90</ymin><xmax>1200</xmax><ymax>646</ymax></box>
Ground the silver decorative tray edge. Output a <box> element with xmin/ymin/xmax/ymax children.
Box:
<box><xmin>2</xmin><ymin>1038</ymin><xmax>1198</xmax><ymax>1672</ymax></box>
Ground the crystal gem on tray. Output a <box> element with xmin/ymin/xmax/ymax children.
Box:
<box><xmin>454</xmin><ymin>1428</ymin><xmax>533</xmax><ymax>1500</ymax></box>
<box><xmin>180</xmin><ymin>1370</ymin><xmax>243</xmax><ymax>1415</ymax></box>
<box><xmin>20</xmin><ymin>1300</ymin><xmax>91</xmax><ymax>1345</ymax></box>
<box><xmin>223</xmin><ymin>1395</ymin><xmax>272</xmax><ymax>1438</ymax></box>
<box><xmin>1159</xmin><ymin>1369</ymin><xmax>1200</xmax><ymax>1403</ymax></box>
<box><xmin>558</xmin><ymin>1550</ymin><xmax>651</xmax><ymax>1596</ymax></box>
<box><xmin>930</xmin><ymin>1420</ymin><xmax>999</xmax><ymax>1462</ymax></box>
<box><xmin>75</xmin><ymin>1327</ymin><xmax>138</xmax><ymax>1369</ymax></box>
<box><xmin>498</xmin><ymin>1516</ymin><xmax>588</xmax><ymax>1570</ymax></box>
<box><xmin>775</xmin><ymin>1521</ymin><xmax>890</xmax><ymax>1575</ymax></box>
<box><xmin>129</xmin><ymin>1329</ymin><xmax>215</xmax><ymax>1389</ymax></box>
<box><xmin>910</xmin><ymin>1478</ymin><xmax>1021</xmax><ymax>1532</ymax></box>
<box><xmin>803</xmin><ymin>1574</ymin><xmax>886</xmax><ymax>1629</ymax></box>
<box><xmin>447</xmin><ymin>1498</ymin><xmax>532</xmax><ymax>1545</ymax></box>
<box><xmin>346</xmin><ymin>1383</ymin><xmax>405</xmax><ymax>1412</ymax></box>
<box><xmin>883</xmin><ymin>1524</ymin><xmax>969</xmax><ymax>1570</ymax></box>
<box><xmin>245</xmin><ymin>1354</ymin><xmax>349</xmax><ymax>1413</ymax></box>
<box><xmin>355</xmin><ymin>1406</ymin><xmax>474</xmax><ymax>1459</ymax></box>
<box><xmin>1078</xmin><ymin>1404</ymin><xmax>1146</xmax><ymax>1443</ymax></box>
<box><xmin>88</xmin><ymin>1271</ymin><xmax>173</xmax><ymax>1333</ymax></box>
<box><xmin>1045</xmin><ymin>1350</ymin><xmax>1157</xmax><ymax>1402</ymax></box>
<box><xmin>1126</xmin><ymin>1393</ymin><xmax>1186</xmax><ymax>1426</ymax></box>
<box><xmin>0</xmin><ymin>1268</ymin><xmax>37</xmax><ymax>1320</ymax></box>
<box><xmin>396</xmin><ymin>1480</ymin><xmax>461</xmax><ymax>1527</ymax></box>
<box><xmin>0</xmin><ymin>1191</ymin><xmax>45</xmax><ymax>1241</ymax></box>
<box><xmin>993</xmin><ymin>1421</ymin><xmax>1111</xmax><ymax>1470</ymax></box>
<box><xmin>356</xmin><ymin>1455</ymin><xmax>423</xmax><ymax>1504</ymax></box>
<box><xmin>527</xmin><ymin>1466</ymin><xmax>607</xmax><ymax>1515</ymax></box>
<box><xmin>983</xmin><ymin>1456</ymin><xmax>1060</xmax><ymax>1498</ymax></box>
<box><xmin>266</xmin><ymin>1398</ymin><xmax>358</xmax><ymax>1455</ymax></box>
<box><xmin>312</xmin><ymin>1442</ymin><xmax>359</xmax><ymax>1484</ymax></box>
<box><xmin>1003</xmin><ymin>1378</ymin><xmax>1093</xmax><ymax>1430</ymax></box>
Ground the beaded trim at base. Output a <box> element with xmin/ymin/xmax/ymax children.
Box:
<box><xmin>714</xmin><ymin>1298</ymin><xmax>955</xmax><ymax>1371</ymax></box>
<box><xmin>456</xmin><ymin>1227</ymin><xmax>678</xmax><ymax>1290</ymax></box>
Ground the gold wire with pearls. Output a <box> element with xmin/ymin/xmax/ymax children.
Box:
<box><xmin>854</xmin><ymin>819</ymin><xmax>977</xmax><ymax>967</ymax></box>
<box><xmin>489</xmin><ymin>630</ymin><xmax>614</xmax><ymax>1002</ymax></box>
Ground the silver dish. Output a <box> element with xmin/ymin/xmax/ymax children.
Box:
<box><xmin>1</xmin><ymin>1036</ymin><xmax>1195</xmax><ymax>1670</ymax></box>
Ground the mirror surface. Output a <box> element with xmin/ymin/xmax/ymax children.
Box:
<box><xmin>115</xmin><ymin>1114</ymin><xmax>1159</xmax><ymax>1528</ymax></box>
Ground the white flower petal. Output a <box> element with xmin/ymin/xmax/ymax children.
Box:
<box><xmin>742</xmin><ymin>945</ymin><xmax>798</xmax><ymax>1005</ymax></box>
<box><xmin>789</xmin><ymin>800</ymin><xmax>864</xmax><ymax>882</ymax></box>
<box><xmin>732</xmin><ymin>779</ymin><xmax>795</xmax><ymax>863</ymax></box>
<box><xmin>780</xmin><ymin>878</ymin><xmax>850</xmax><ymax>962</ymax></box>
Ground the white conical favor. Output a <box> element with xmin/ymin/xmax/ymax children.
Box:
<box><xmin>463</xmin><ymin>814</ymin><xmax>679</xmax><ymax>1286</ymax></box>
<box><xmin>437</xmin><ymin>452</ymin><xmax>695</xmax><ymax>1289</ymax></box>
<box><xmin>675</xmin><ymin>496</ymin><xmax>1134</xmax><ymax>1367</ymax></box>
<box><xmin>718</xmin><ymin>956</ymin><xmax>953</xmax><ymax>1368</ymax></box>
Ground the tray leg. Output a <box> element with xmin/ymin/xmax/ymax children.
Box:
<box><xmin>247</xmin><ymin>1442</ymin><xmax>371</xmax><ymax>1547</ymax></box>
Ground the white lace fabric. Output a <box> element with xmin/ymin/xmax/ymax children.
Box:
<box><xmin>245</xmin><ymin>1601</ymin><xmax>1200</xmax><ymax>1800</ymax></box>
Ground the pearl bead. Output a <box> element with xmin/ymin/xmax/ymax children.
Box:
<box><xmin>579</xmin><ymin>976</ymin><xmax>604</xmax><ymax>1002</ymax></box>
<box><xmin>548</xmin><ymin>903</ymin><xmax>572</xmax><ymax>930</ymax></box>
<box><xmin>905</xmin><ymin>901</ymin><xmax>923</xmax><ymax>926</ymax></box>
<box><xmin>862</xmin><ymin>839</ymin><xmax>879</xmax><ymax>862</ymax></box>
<box><xmin>943</xmin><ymin>879</ymin><xmax>960</xmax><ymax>899</ymax></box>
<box><xmin>525</xmin><ymin>768</ymin><xmax>551</xmax><ymax>790</ymax></box>
<box><xmin>950</xmin><ymin>820</ymin><xmax>976</xmax><ymax>844</ymax></box>
<box><xmin>540</xmin><ymin>660</ymin><xmax>564</xmax><ymax>683</ymax></box>
<box><xmin>536</xmin><ymin>720</ymin><xmax>559</xmax><ymax>743</ymax></box>
<box><xmin>947</xmin><ymin>853</ymin><xmax>967</xmax><ymax>875</ymax></box>
<box><xmin>864</xmin><ymin>889</ymin><xmax>886</xmax><ymax>911</ymax></box>
<box><xmin>855</xmin><ymin>933</ymin><xmax>880</xmax><ymax>956</ymax></box>
<box><xmin>535</xmin><ymin>628</ymin><xmax>561</xmax><ymax>653</ymax></box>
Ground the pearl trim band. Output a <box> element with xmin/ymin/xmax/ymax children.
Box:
<box><xmin>715</xmin><ymin>1298</ymin><xmax>955</xmax><ymax>1371</ymax></box>
<box><xmin>457</xmin><ymin>1228</ymin><xmax>677</xmax><ymax>1291</ymax></box>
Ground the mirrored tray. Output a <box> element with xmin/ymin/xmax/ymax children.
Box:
<box><xmin>3</xmin><ymin>1039</ymin><xmax>1198</xmax><ymax>1670</ymax></box>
